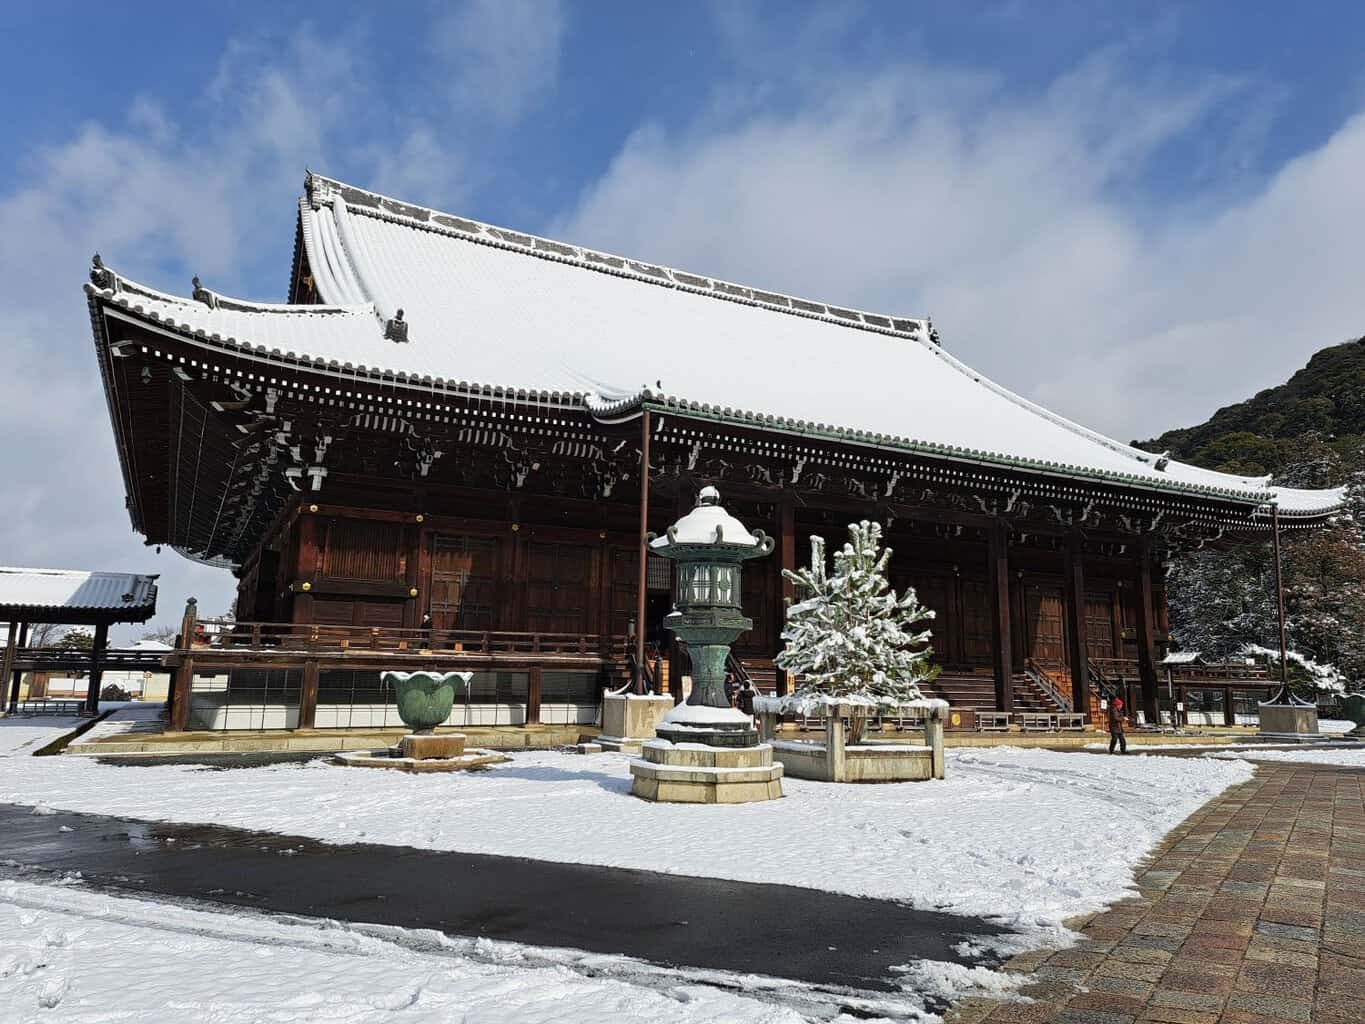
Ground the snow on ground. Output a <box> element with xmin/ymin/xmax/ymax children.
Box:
<box><xmin>1209</xmin><ymin>745</ymin><xmax>1365</xmax><ymax>767</ymax></box>
<box><xmin>0</xmin><ymin>878</ymin><xmax>848</xmax><ymax>1024</ymax></box>
<box><xmin>0</xmin><ymin>717</ymin><xmax>84</xmax><ymax>757</ymax></box>
<box><xmin>0</xmin><ymin>717</ymin><xmax>1253</xmax><ymax>943</ymax></box>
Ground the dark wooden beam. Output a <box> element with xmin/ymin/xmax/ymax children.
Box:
<box><xmin>1135</xmin><ymin>536</ymin><xmax>1161</xmax><ymax>724</ymax></box>
<box><xmin>633</xmin><ymin>411</ymin><xmax>651</xmax><ymax>694</ymax></box>
<box><xmin>527</xmin><ymin>666</ymin><xmax>543</xmax><ymax>724</ymax></box>
<box><xmin>298</xmin><ymin>658</ymin><xmax>319</xmax><ymax>728</ymax></box>
<box><xmin>777</xmin><ymin>495</ymin><xmax>796</xmax><ymax>696</ymax></box>
<box><xmin>168</xmin><ymin>599</ymin><xmax>198</xmax><ymax>732</ymax></box>
<box><xmin>84</xmin><ymin>622</ymin><xmax>108</xmax><ymax>715</ymax></box>
<box><xmin>1063</xmin><ymin>531</ymin><xmax>1089</xmax><ymax>718</ymax></box>
<box><xmin>988</xmin><ymin>518</ymin><xmax>1014</xmax><ymax>712</ymax></box>
<box><xmin>1</xmin><ymin>621</ymin><xmax>18</xmax><ymax>713</ymax></box>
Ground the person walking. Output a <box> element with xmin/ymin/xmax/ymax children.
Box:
<box><xmin>1108</xmin><ymin>697</ymin><xmax>1127</xmax><ymax>754</ymax></box>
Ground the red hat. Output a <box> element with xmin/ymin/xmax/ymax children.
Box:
<box><xmin>1114</xmin><ymin>698</ymin><xmax>1124</xmax><ymax>707</ymax></box>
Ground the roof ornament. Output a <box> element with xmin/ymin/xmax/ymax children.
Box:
<box><xmin>1154</xmin><ymin>451</ymin><xmax>1171</xmax><ymax>472</ymax></box>
<box><xmin>191</xmin><ymin>275</ymin><xmax>218</xmax><ymax>309</ymax></box>
<box><xmin>89</xmin><ymin>253</ymin><xmax>117</xmax><ymax>292</ymax></box>
<box><xmin>927</xmin><ymin>319</ymin><xmax>941</xmax><ymax>346</ymax></box>
<box><xmin>384</xmin><ymin>308</ymin><xmax>409</xmax><ymax>343</ymax></box>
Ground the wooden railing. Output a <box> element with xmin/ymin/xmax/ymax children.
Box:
<box><xmin>186</xmin><ymin>618</ymin><xmax>623</xmax><ymax>658</ymax></box>
<box><xmin>13</xmin><ymin>647</ymin><xmax>170</xmax><ymax>672</ymax></box>
<box><xmin>1023</xmin><ymin>658</ymin><xmax>1071</xmax><ymax>711</ymax></box>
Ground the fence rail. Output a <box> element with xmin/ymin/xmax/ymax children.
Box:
<box><xmin>187</xmin><ymin>618</ymin><xmax>624</xmax><ymax>658</ymax></box>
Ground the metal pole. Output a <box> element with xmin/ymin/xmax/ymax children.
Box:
<box><xmin>1271</xmin><ymin>501</ymin><xmax>1290</xmax><ymax>697</ymax></box>
<box><xmin>634</xmin><ymin>409</ymin><xmax>652</xmax><ymax>694</ymax></box>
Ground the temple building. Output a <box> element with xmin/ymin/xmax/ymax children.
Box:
<box><xmin>83</xmin><ymin>173</ymin><xmax>1342</xmax><ymax>732</ymax></box>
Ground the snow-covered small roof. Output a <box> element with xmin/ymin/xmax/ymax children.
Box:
<box><xmin>84</xmin><ymin>172</ymin><xmax>1344</xmax><ymax>518</ymax></box>
<box><xmin>0</xmin><ymin>567</ymin><xmax>158</xmax><ymax>622</ymax></box>
<box><xmin>1160</xmin><ymin>651</ymin><xmax>1204</xmax><ymax>665</ymax></box>
<box><xmin>650</xmin><ymin>486</ymin><xmax>770</xmax><ymax>552</ymax></box>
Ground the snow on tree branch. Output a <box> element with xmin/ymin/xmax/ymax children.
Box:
<box><xmin>773</xmin><ymin>520</ymin><xmax>941</xmax><ymax>712</ymax></box>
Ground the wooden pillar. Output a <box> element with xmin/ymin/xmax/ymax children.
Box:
<box><xmin>777</xmin><ymin>495</ymin><xmax>796</xmax><ymax>696</ymax></box>
<box><xmin>403</xmin><ymin>517</ymin><xmax>424</xmax><ymax>629</ymax></box>
<box><xmin>1135</xmin><ymin>536</ymin><xmax>1161</xmax><ymax>725</ymax></box>
<box><xmin>527</xmin><ymin>665</ymin><xmax>542</xmax><ymax>724</ymax></box>
<box><xmin>1223</xmin><ymin>685</ymin><xmax>1234</xmax><ymax>727</ymax></box>
<box><xmin>1062</xmin><ymin>531</ymin><xmax>1089</xmax><ymax>718</ymax></box>
<box><xmin>667</xmin><ymin>481</ymin><xmax>693</xmax><ymax>704</ymax></box>
<box><xmin>298</xmin><ymin>659</ymin><xmax>319</xmax><ymax>729</ymax></box>
<box><xmin>292</xmin><ymin>510</ymin><xmax>322</xmax><ymax>623</ymax></box>
<box><xmin>988</xmin><ymin>518</ymin><xmax>1014</xmax><ymax>712</ymax></box>
<box><xmin>1270</xmin><ymin>502</ymin><xmax>1290</xmax><ymax>696</ymax></box>
<box><xmin>84</xmin><ymin>622</ymin><xmax>108</xmax><ymax>715</ymax></box>
<box><xmin>633</xmin><ymin>410</ymin><xmax>651</xmax><ymax>694</ymax></box>
<box><xmin>1</xmin><ymin>621</ymin><xmax>18</xmax><ymax>714</ymax></box>
<box><xmin>168</xmin><ymin>598</ymin><xmax>198</xmax><ymax>731</ymax></box>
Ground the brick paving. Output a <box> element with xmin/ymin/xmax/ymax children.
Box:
<box><xmin>950</xmin><ymin>762</ymin><xmax>1365</xmax><ymax>1024</ymax></box>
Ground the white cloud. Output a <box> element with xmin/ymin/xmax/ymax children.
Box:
<box><xmin>555</xmin><ymin>49</ymin><xmax>1363</xmax><ymax>445</ymax></box>
<box><xmin>0</xmin><ymin>31</ymin><xmax>451</xmax><ymax>639</ymax></box>
<box><xmin>429</xmin><ymin>0</ymin><xmax>566</xmax><ymax>123</ymax></box>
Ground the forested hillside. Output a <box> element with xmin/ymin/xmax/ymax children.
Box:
<box><xmin>1135</xmin><ymin>336</ymin><xmax>1365</xmax><ymax>689</ymax></box>
<box><xmin>1138</xmin><ymin>336</ymin><xmax>1365</xmax><ymax>484</ymax></box>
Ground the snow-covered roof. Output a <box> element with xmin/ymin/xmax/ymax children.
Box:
<box><xmin>85</xmin><ymin>172</ymin><xmax>1344</xmax><ymax>517</ymax></box>
<box><xmin>650</xmin><ymin>487</ymin><xmax>772</xmax><ymax>552</ymax></box>
<box><xmin>0</xmin><ymin>567</ymin><xmax>158</xmax><ymax>622</ymax></box>
<box><xmin>1160</xmin><ymin>651</ymin><xmax>1205</xmax><ymax>665</ymax></box>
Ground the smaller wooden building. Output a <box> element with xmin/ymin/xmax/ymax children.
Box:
<box><xmin>1</xmin><ymin>567</ymin><xmax>159</xmax><ymax>714</ymax></box>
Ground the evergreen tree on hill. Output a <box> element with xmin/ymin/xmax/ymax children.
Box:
<box><xmin>1137</xmin><ymin>336</ymin><xmax>1365</xmax><ymax>479</ymax></box>
<box><xmin>1152</xmin><ymin>336</ymin><xmax>1365</xmax><ymax>688</ymax></box>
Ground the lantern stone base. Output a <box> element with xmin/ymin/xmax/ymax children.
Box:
<box><xmin>1258</xmin><ymin>704</ymin><xmax>1320</xmax><ymax>737</ymax></box>
<box><xmin>399</xmin><ymin>733</ymin><xmax>466</xmax><ymax>760</ymax></box>
<box><xmin>629</xmin><ymin>740</ymin><xmax>784</xmax><ymax>803</ymax></box>
<box><xmin>598</xmin><ymin>693</ymin><xmax>676</xmax><ymax>754</ymax></box>
<box><xmin>333</xmin><ymin>735</ymin><xmax>509</xmax><ymax>773</ymax></box>
<box><xmin>652</xmin><ymin>701</ymin><xmax>760</xmax><ymax>748</ymax></box>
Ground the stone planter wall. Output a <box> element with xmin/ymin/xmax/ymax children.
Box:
<box><xmin>758</xmin><ymin>703</ymin><xmax>945</xmax><ymax>782</ymax></box>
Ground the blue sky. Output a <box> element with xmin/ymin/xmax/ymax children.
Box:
<box><xmin>2</xmin><ymin>1</ymin><xmax>1363</xmax><ymax>634</ymax></box>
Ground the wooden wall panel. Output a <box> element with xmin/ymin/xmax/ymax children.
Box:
<box><xmin>311</xmin><ymin>596</ymin><xmax>406</xmax><ymax>627</ymax></box>
<box><xmin>961</xmin><ymin>578</ymin><xmax>992</xmax><ymax>666</ymax></box>
<box><xmin>322</xmin><ymin>519</ymin><xmax>402</xmax><ymax>582</ymax></box>
<box><xmin>1024</xmin><ymin>583</ymin><xmax>1066</xmax><ymax>666</ymax></box>
<box><xmin>525</xmin><ymin>541</ymin><xmax>593</xmax><ymax>634</ymax></box>
<box><xmin>430</xmin><ymin>535</ymin><xmax>501</xmax><ymax>631</ymax></box>
<box><xmin>1085</xmin><ymin>591</ymin><xmax>1117</xmax><ymax>661</ymax></box>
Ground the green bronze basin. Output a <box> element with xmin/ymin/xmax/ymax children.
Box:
<box><xmin>383</xmin><ymin>670</ymin><xmax>472</xmax><ymax>733</ymax></box>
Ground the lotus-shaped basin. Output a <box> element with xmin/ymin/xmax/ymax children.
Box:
<box><xmin>383</xmin><ymin>670</ymin><xmax>473</xmax><ymax>733</ymax></box>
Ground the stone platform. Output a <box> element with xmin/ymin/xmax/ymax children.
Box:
<box><xmin>333</xmin><ymin>733</ymin><xmax>509</xmax><ymax>773</ymax></box>
<box><xmin>629</xmin><ymin>739</ymin><xmax>783</xmax><ymax>803</ymax></box>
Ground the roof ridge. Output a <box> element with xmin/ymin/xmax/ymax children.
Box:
<box><xmin>304</xmin><ymin>172</ymin><xmax>934</xmax><ymax>343</ymax></box>
<box><xmin>85</xmin><ymin>264</ymin><xmax>375</xmax><ymax>316</ymax></box>
<box><xmin>0</xmin><ymin>566</ymin><xmax>155</xmax><ymax>576</ymax></box>
<box><xmin>302</xmin><ymin>173</ymin><xmax>1220</xmax><ymax>486</ymax></box>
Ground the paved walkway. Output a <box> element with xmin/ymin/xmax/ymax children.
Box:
<box><xmin>951</xmin><ymin>761</ymin><xmax>1365</xmax><ymax>1024</ymax></box>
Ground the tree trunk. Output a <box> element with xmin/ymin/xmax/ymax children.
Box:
<box><xmin>848</xmin><ymin>708</ymin><xmax>867</xmax><ymax>745</ymax></box>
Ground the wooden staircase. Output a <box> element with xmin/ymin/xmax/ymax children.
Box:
<box><xmin>919</xmin><ymin>670</ymin><xmax>1066</xmax><ymax>713</ymax></box>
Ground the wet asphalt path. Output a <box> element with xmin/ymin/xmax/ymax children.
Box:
<box><xmin>0</xmin><ymin>802</ymin><xmax>1005</xmax><ymax>992</ymax></box>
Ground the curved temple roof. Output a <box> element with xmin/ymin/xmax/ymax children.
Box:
<box><xmin>86</xmin><ymin>172</ymin><xmax>1344</xmax><ymax>518</ymax></box>
<box><xmin>0</xmin><ymin>567</ymin><xmax>158</xmax><ymax>623</ymax></box>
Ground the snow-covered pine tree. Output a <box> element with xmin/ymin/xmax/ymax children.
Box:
<box><xmin>775</xmin><ymin>520</ymin><xmax>940</xmax><ymax>739</ymax></box>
